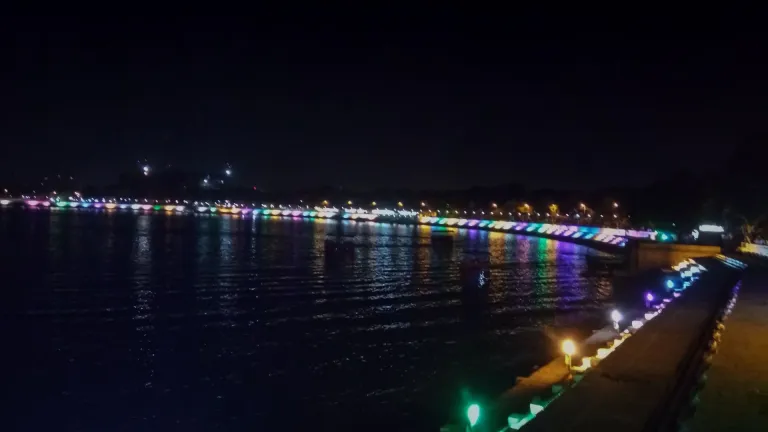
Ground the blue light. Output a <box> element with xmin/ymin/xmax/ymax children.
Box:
<box><xmin>660</xmin><ymin>233</ymin><xmax>669</xmax><ymax>241</ymax></box>
<box><xmin>665</xmin><ymin>279</ymin><xmax>675</xmax><ymax>289</ymax></box>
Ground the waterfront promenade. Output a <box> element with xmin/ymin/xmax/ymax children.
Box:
<box><xmin>689</xmin><ymin>259</ymin><xmax>768</xmax><ymax>431</ymax></box>
<box><xmin>517</xmin><ymin>259</ymin><xmax>740</xmax><ymax>432</ymax></box>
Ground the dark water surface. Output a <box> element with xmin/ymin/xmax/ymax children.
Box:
<box><xmin>3</xmin><ymin>210</ymin><xmax>615</xmax><ymax>431</ymax></box>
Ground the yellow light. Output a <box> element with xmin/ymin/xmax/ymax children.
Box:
<box><xmin>561</xmin><ymin>339</ymin><xmax>576</xmax><ymax>356</ymax></box>
<box><xmin>579</xmin><ymin>357</ymin><xmax>592</xmax><ymax>369</ymax></box>
<box><xmin>596</xmin><ymin>348</ymin><xmax>611</xmax><ymax>359</ymax></box>
<box><xmin>371</xmin><ymin>201</ymin><xmax>376</xmax><ymax>206</ymax></box>
<box><xmin>322</xmin><ymin>200</ymin><xmax>328</xmax><ymax>206</ymax></box>
<box><xmin>347</xmin><ymin>200</ymin><xmax>352</xmax><ymax>205</ymax></box>
<box><xmin>398</xmin><ymin>201</ymin><xmax>403</xmax><ymax>207</ymax></box>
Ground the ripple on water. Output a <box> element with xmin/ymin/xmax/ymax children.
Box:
<box><xmin>2</xmin><ymin>211</ymin><xmax>615</xmax><ymax>431</ymax></box>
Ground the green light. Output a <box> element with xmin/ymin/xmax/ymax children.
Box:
<box><xmin>467</xmin><ymin>403</ymin><xmax>480</xmax><ymax>427</ymax></box>
<box><xmin>153</xmin><ymin>205</ymin><xmax>162</xmax><ymax>210</ymax></box>
<box><xmin>210</xmin><ymin>207</ymin><xmax>217</xmax><ymax>212</ymax></box>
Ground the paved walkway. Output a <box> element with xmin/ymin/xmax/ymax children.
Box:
<box><xmin>522</xmin><ymin>259</ymin><xmax>738</xmax><ymax>432</ymax></box>
<box><xmin>690</xmin><ymin>264</ymin><xmax>768</xmax><ymax>432</ymax></box>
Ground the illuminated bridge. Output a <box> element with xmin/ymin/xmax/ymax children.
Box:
<box><xmin>1</xmin><ymin>197</ymin><xmax>679</xmax><ymax>251</ymax></box>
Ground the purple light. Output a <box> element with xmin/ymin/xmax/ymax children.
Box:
<box><xmin>645</xmin><ymin>292</ymin><xmax>654</xmax><ymax>302</ymax></box>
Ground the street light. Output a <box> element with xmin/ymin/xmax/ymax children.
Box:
<box><xmin>225</xmin><ymin>168</ymin><xmax>232</xmax><ymax>176</ymax></box>
<box><xmin>421</xmin><ymin>201</ymin><xmax>426</xmax><ymax>207</ymax></box>
<box><xmin>371</xmin><ymin>201</ymin><xmax>377</xmax><ymax>206</ymax></box>
<box><xmin>347</xmin><ymin>200</ymin><xmax>353</xmax><ymax>205</ymax></box>
<box><xmin>613</xmin><ymin>202</ymin><xmax>619</xmax><ymax>208</ymax></box>
<box><xmin>397</xmin><ymin>201</ymin><xmax>403</xmax><ymax>207</ymax></box>
<box><xmin>142</xmin><ymin>165</ymin><xmax>150</xmax><ymax>176</ymax></box>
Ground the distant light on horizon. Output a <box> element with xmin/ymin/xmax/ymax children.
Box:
<box><xmin>698</xmin><ymin>224</ymin><xmax>724</xmax><ymax>233</ymax></box>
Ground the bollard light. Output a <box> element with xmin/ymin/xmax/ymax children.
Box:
<box><xmin>467</xmin><ymin>403</ymin><xmax>480</xmax><ymax>427</ymax></box>
<box><xmin>611</xmin><ymin>309</ymin><xmax>622</xmax><ymax>323</ymax></box>
<box><xmin>611</xmin><ymin>309</ymin><xmax>622</xmax><ymax>330</ymax></box>
<box><xmin>562</xmin><ymin>339</ymin><xmax>576</xmax><ymax>370</ymax></box>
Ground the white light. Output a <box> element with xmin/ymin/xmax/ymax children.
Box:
<box><xmin>596</xmin><ymin>348</ymin><xmax>611</xmax><ymax>359</ymax></box>
<box><xmin>611</xmin><ymin>310</ymin><xmax>622</xmax><ymax>323</ymax></box>
<box><xmin>225</xmin><ymin>169</ymin><xmax>232</xmax><ymax>176</ymax></box>
<box><xmin>631</xmin><ymin>320</ymin><xmax>643</xmax><ymax>329</ymax></box>
<box><xmin>529</xmin><ymin>402</ymin><xmax>545</xmax><ymax>415</ymax></box>
<box><xmin>698</xmin><ymin>224</ymin><xmax>724</xmax><ymax>233</ymax></box>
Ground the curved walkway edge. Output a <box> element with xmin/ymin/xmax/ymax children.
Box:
<box><xmin>688</xmin><ymin>257</ymin><xmax>768</xmax><ymax>432</ymax></box>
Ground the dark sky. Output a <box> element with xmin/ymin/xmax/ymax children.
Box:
<box><xmin>1</xmin><ymin>12</ymin><xmax>765</xmax><ymax>191</ymax></box>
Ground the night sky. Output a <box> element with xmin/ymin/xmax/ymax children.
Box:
<box><xmin>2</xmin><ymin>12</ymin><xmax>764</xmax><ymax>191</ymax></box>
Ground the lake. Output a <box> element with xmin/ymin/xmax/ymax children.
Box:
<box><xmin>2</xmin><ymin>209</ymin><xmax>614</xmax><ymax>431</ymax></box>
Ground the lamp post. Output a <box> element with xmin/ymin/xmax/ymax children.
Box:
<box><xmin>562</xmin><ymin>339</ymin><xmax>576</xmax><ymax>371</ymax></box>
<box><xmin>611</xmin><ymin>309</ymin><xmax>622</xmax><ymax>331</ymax></box>
<box><xmin>466</xmin><ymin>403</ymin><xmax>480</xmax><ymax>429</ymax></box>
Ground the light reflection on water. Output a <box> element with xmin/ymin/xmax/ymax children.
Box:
<box><xmin>3</xmin><ymin>211</ymin><xmax>614</xmax><ymax>431</ymax></box>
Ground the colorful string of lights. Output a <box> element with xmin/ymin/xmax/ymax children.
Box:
<box><xmin>418</xmin><ymin>216</ymin><xmax>676</xmax><ymax>246</ymax></box>
<box><xmin>2</xmin><ymin>198</ymin><xmax>677</xmax><ymax>244</ymax></box>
